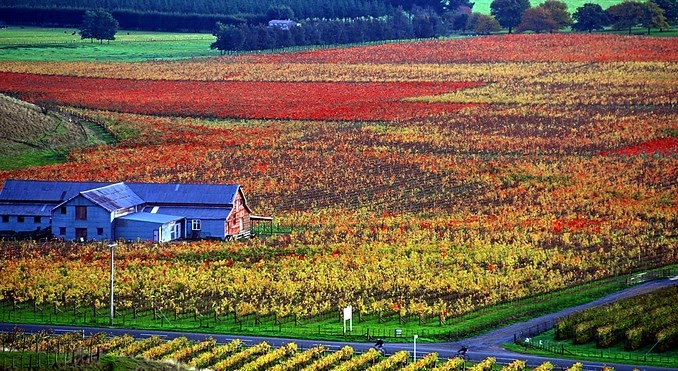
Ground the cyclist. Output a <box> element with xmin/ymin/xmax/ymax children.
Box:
<box><xmin>456</xmin><ymin>345</ymin><xmax>469</xmax><ymax>360</ymax></box>
<box><xmin>374</xmin><ymin>339</ymin><xmax>386</xmax><ymax>356</ymax></box>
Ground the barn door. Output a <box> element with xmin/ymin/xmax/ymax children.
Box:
<box><xmin>75</xmin><ymin>228</ymin><xmax>87</xmax><ymax>242</ymax></box>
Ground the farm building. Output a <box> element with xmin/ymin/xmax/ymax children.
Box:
<box><xmin>268</xmin><ymin>19</ymin><xmax>299</xmax><ymax>30</ymax></box>
<box><xmin>0</xmin><ymin>179</ymin><xmax>262</xmax><ymax>242</ymax></box>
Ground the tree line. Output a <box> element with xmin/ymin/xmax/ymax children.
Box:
<box><xmin>488</xmin><ymin>0</ymin><xmax>675</xmax><ymax>34</ymax></box>
<box><xmin>4</xmin><ymin>0</ymin><xmax>675</xmax><ymax>48</ymax></box>
<box><xmin>0</xmin><ymin>7</ymin><xmax>261</xmax><ymax>32</ymax></box>
<box><xmin>1</xmin><ymin>0</ymin><xmax>392</xmax><ymax>20</ymax></box>
<box><xmin>209</xmin><ymin>0</ymin><xmax>676</xmax><ymax>52</ymax></box>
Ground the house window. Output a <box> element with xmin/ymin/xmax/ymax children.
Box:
<box><xmin>192</xmin><ymin>219</ymin><xmax>201</xmax><ymax>230</ymax></box>
<box><xmin>1</xmin><ymin>215</ymin><xmax>8</xmax><ymax>223</ymax></box>
<box><xmin>60</xmin><ymin>206</ymin><xmax>67</xmax><ymax>214</ymax></box>
<box><xmin>34</xmin><ymin>216</ymin><xmax>41</xmax><ymax>223</ymax></box>
<box><xmin>59</xmin><ymin>227</ymin><xmax>66</xmax><ymax>235</ymax></box>
<box><xmin>75</xmin><ymin>206</ymin><xmax>87</xmax><ymax>220</ymax></box>
<box><xmin>17</xmin><ymin>216</ymin><xmax>24</xmax><ymax>223</ymax></box>
<box><xmin>97</xmin><ymin>228</ymin><xmax>104</xmax><ymax>236</ymax></box>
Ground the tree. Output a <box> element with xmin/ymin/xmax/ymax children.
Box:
<box><xmin>516</xmin><ymin>7</ymin><xmax>560</xmax><ymax>32</ymax></box>
<box><xmin>651</xmin><ymin>0</ymin><xmax>678</xmax><ymax>26</ymax></box>
<box><xmin>539</xmin><ymin>0</ymin><xmax>573</xmax><ymax>29</ymax></box>
<box><xmin>467</xmin><ymin>13</ymin><xmax>502</xmax><ymax>34</ymax></box>
<box><xmin>447</xmin><ymin>5</ymin><xmax>473</xmax><ymax>31</ymax></box>
<box><xmin>389</xmin><ymin>0</ymin><xmax>470</xmax><ymax>14</ymax></box>
<box><xmin>412</xmin><ymin>7</ymin><xmax>444</xmax><ymax>37</ymax></box>
<box><xmin>266</xmin><ymin>5</ymin><xmax>294</xmax><ymax>21</ymax></box>
<box><xmin>490</xmin><ymin>0</ymin><xmax>531</xmax><ymax>33</ymax></box>
<box><xmin>640</xmin><ymin>1</ymin><xmax>669</xmax><ymax>33</ymax></box>
<box><xmin>211</xmin><ymin>22</ymin><xmax>245</xmax><ymax>53</ymax></box>
<box><xmin>572</xmin><ymin>3</ymin><xmax>609</xmax><ymax>32</ymax></box>
<box><xmin>606</xmin><ymin>1</ymin><xmax>645</xmax><ymax>34</ymax></box>
<box><xmin>79</xmin><ymin>8</ymin><xmax>118</xmax><ymax>44</ymax></box>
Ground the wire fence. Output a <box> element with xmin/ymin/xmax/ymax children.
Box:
<box><xmin>512</xmin><ymin>266</ymin><xmax>678</xmax><ymax>368</ymax></box>
<box><xmin>515</xmin><ymin>337</ymin><xmax>678</xmax><ymax>368</ymax></box>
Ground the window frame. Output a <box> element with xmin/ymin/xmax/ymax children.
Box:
<box><xmin>191</xmin><ymin>219</ymin><xmax>201</xmax><ymax>231</ymax></box>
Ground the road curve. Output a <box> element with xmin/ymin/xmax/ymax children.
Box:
<box><xmin>1</xmin><ymin>278</ymin><xmax>676</xmax><ymax>371</ymax></box>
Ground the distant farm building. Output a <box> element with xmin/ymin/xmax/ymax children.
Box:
<box><xmin>268</xmin><ymin>20</ymin><xmax>299</xmax><ymax>30</ymax></box>
<box><xmin>0</xmin><ymin>179</ymin><xmax>269</xmax><ymax>242</ymax></box>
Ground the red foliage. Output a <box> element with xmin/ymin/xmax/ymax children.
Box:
<box><xmin>600</xmin><ymin>137</ymin><xmax>678</xmax><ymax>157</ymax></box>
<box><xmin>0</xmin><ymin>72</ymin><xmax>481</xmax><ymax>121</ymax></box>
<box><xmin>552</xmin><ymin>218</ymin><xmax>606</xmax><ymax>233</ymax></box>
<box><xmin>235</xmin><ymin>34</ymin><xmax>678</xmax><ymax>64</ymax></box>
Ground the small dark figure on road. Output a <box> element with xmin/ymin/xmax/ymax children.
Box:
<box><xmin>456</xmin><ymin>345</ymin><xmax>469</xmax><ymax>360</ymax></box>
<box><xmin>374</xmin><ymin>339</ymin><xmax>386</xmax><ymax>356</ymax></box>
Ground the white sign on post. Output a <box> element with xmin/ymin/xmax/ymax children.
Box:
<box><xmin>343</xmin><ymin>305</ymin><xmax>353</xmax><ymax>333</ymax></box>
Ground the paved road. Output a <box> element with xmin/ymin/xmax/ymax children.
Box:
<box><xmin>1</xmin><ymin>278</ymin><xmax>677</xmax><ymax>371</ymax></box>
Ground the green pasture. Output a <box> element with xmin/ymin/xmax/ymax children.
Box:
<box><xmin>472</xmin><ymin>0</ymin><xmax>628</xmax><ymax>16</ymax></box>
<box><xmin>505</xmin><ymin>329</ymin><xmax>678</xmax><ymax>368</ymax></box>
<box><xmin>0</xmin><ymin>27</ymin><xmax>217</xmax><ymax>62</ymax></box>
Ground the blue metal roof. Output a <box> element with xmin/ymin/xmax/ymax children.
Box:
<box><xmin>118</xmin><ymin>212</ymin><xmax>184</xmax><ymax>224</ymax></box>
<box><xmin>142</xmin><ymin>206</ymin><xmax>233</xmax><ymax>219</ymax></box>
<box><xmin>81</xmin><ymin>183</ymin><xmax>145</xmax><ymax>212</ymax></box>
<box><xmin>0</xmin><ymin>179</ymin><xmax>109</xmax><ymax>202</ymax></box>
<box><xmin>0</xmin><ymin>203</ymin><xmax>53</xmax><ymax>216</ymax></box>
<box><xmin>127</xmin><ymin>183</ymin><xmax>239</xmax><ymax>205</ymax></box>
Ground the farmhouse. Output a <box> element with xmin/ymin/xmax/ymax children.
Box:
<box><xmin>0</xmin><ymin>179</ymin><xmax>263</xmax><ymax>242</ymax></box>
<box><xmin>267</xmin><ymin>19</ymin><xmax>299</xmax><ymax>30</ymax></box>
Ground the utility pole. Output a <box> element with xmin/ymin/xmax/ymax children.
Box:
<box><xmin>108</xmin><ymin>243</ymin><xmax>118</xmax><ymax>326</ymax></box>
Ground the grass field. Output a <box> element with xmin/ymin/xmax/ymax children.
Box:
<box><xmin>0</xmin><ymin>27</ymin><xmax>217</xmax><ymax>62</ymax></box>
<box><xmin>0</xmin><ymin>94</ymin><xmax>112</xmax><ymax>169</ymax></box>
<box><xmin>472</xmin><ymin>0</ymin><xmax>625</xmax><ymax>15</ymax></box>
<box><xmin>505</xmin><ymin>329</ymin><xmax>678</xmax><ymax>368</ymax></box>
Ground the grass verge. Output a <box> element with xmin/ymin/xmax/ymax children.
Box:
<box><xmin>504</xmin><ymin>330</ymin><xmax>678</xmax><ymax>368</ymax></box>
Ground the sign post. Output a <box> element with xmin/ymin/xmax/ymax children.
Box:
<box><xmin>343</xmin><ymin>305</ymin><xmax>352</xmax><ymax>333</ymax></box>
<box><xmin>413</xmin><ymin>334</ymin><xmax>418</xmax><ymax>362</ymax></box>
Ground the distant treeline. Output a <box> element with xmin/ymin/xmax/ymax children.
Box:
<box><xmin>1</xmin><ymin>0</ymin><xmax>395</xmax><ymax>30</ymax></box>
<box><xmin>212</xmin><ymin>9</ymin><xmax>450</xmax><ymax>52</ymax></box>
<box><xmin>0</xmin><ymin>7</ymin><xmax>263</xmax><ymax>31</ymax></box>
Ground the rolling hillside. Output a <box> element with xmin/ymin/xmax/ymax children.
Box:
<box><xmin>0</xmin><ymin>93</ymin><xmax>110</xmax><ymax>170</ymax></box>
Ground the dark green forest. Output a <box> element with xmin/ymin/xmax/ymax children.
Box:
<box><xmin>3</xmin><ymin>0</ymin><xmax>409</xmax><ymax>20</ymax></box>
<box><xmin>1</xmin><ymin>0</ymin><xmax>475</xmax><ymax>32</ymax></box>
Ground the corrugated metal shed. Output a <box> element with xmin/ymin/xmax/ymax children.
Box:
<box><xmin>0</xmin><ymin>179</ymin><xmax>109</xmax><ymax>202</ymax></box>
<box><xmin>119</xmin><ymin>212</ymin><xmax>183</xmax><ymax>224</ymax></box>
<box><xmin>127</xmin><ymin>183</ymin><xmax>239</xmax><ymax>205</ymax></box>
<box><xmin>142</xmin><ymin>206</ymin><xmax>232</xmax><ymax>219</ymax></box>
<box><xmin>80</xmin><ymin>183</ymin><xmax>144</xmax><ymax>212</ymax></box>
<box><xmin>0</xmin><ymin>203</ymin><xmax>53</xmax><ymax>216</ymax></box>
